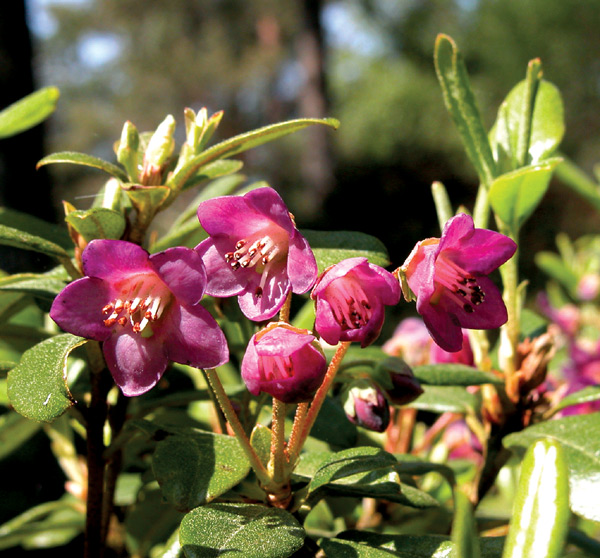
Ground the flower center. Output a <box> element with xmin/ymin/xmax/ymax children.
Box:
<box><xmin>327</xmin><ymin>277</ymin><xmax>372</xmax><ymax>330</ymax></box>
<box><xmin>223</xmin><ymin>228</ymin><xmax>288</xmax><ymax>298</ymax></box>
<box><xmin>101</xmin><ymin>274</ymin><xmax>172</xmax><ymax>334</ymax></box>
<box><xmin>260</xmin><ymin>355</ymin><xmax>294</xmax><ymax>381</ymax></box>
<box><xmin>433</xmin><ymin>256</ymin><xmax>486</xmax><ymax>313</ymax></box>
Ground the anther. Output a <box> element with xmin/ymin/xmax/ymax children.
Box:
<box><xmin>463</xmin><ymin>303</ymin><xmax>474</xmax><ymax>313</ymax></box>
<box><xmin>235</xmin><ymin>240</ymin><xmax>246</xmax><ymax>250</ymax></box>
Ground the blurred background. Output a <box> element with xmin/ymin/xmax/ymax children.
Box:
<box><xmin>3</xmin><ymin>0</ymin><xmax>600</xmax><ymax>282</ymax></box>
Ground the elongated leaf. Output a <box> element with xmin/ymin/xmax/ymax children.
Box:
<box><xmin>65</xmin><ymin>207</ymin><xmax>126</xmax><ymax>242</ymax></box>
<box><xmin>452</xmin><ymin>489</ymin><xmax>480</xmax><ymax>558</ymax></box>
<box><xmin>412</xmin><ymin>363</ymin><xmax>502</xmax><ymax>386</ymax></box>
<box><xmin>0</xmin><ymin>207</ymin><xmax>70</xmax><ymax>247</ymax></box>
<box><xmin>409</xmin><ymin>385</ymin><xmax>479</xmax><ymax>414</ymax></box>
<box><xmin>169</xmin><ymin>117</ymin><xmax>339</xmax><ymax>190</ymax></box>
<box><xmin>180</xmin><ymin>159</ymin><xmax>244</xmax><ymax>190</ymax></box>
<box><xmin>502</xmin><ymin>439</ymin><xmax>569</xmax><ymax>558</ymax></box>
<box><xmin>553</xmin><ymin>386</ymin><xmax>600</xmax><ymax>414</ymax></box>
<box><xmin>7</xmin><ymin>334</ymin><xmax>84</xmax><ymax>422</ymax></box>
<box><xmin>534</xmin><ymin>251</ymin><xmax>579</xmax><ymax>293</ymax></box>
<box><xmin>0</xmin><ymin>273</ymin><xmax>68</xmax><ymax>299</ymax></box>
<box><xmin>0</xmin><ymin>411</ymin><xmax>42</xmax><ymax>459</ymax></box>
<box><xmin>503</xmin><ymin>413</ymin><xmax>600</xmax><ymax>521</ymax></box>
<box><xmin>179</xmin><ymin>503</ymin><xmax>305</xmax><ymax>558</ymax></box>
<box><xmin>0</xmin><ymin>87</ymin><xmax>59</xmax><ymax>139</ymax></box>
<box><xmin>393</xmin><ymin>455</ymin><xmax>456</xmax><ymax>487</ymax></box>
<box><xmin>0</xmin><ymin>224</ymin><xmax>70</xmax><ymax>260</ymax></box>
<box><xmin>152</xmin><ymin>432</ymin><xmax>251</xmax><ymax>512</ymax></box>
<box><xmin>301</xmin><ymin>230</ymin><xmax>390</xmax><ymax>272</ymax></box>
<box><xmin>37</xmin><ymin>151</ymin><xmax>128</xmax><ymax>181</ymax></box>
<box><xmin>489</xmin><ymin>158</ymin><xmax>561</xmax><ymax>230</ymax></box>
<box><xmin>434</xmin><ymin>34</ymin><xmax>496</xmax><ymax>185</ymax></box>
<box><xmin>554</xmin><ymin>157</ymin><xmax>600</xmax><ymax>212</ymax></box>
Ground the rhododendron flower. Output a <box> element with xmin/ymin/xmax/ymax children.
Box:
<box><xmin>382</xmin><ymin>317</ymin><xmax>431</xmax><ymax>366</ymax></box>
<box><xmin>50</xmin><ymin>240</ymin><xmax>228</xmax><ymax>396</ymax></box>
<box><xmin>342</xmin><ymin>379</ymin><xmax>390</xmax><ymax>433</ymax></box>
<box><xmin>401</xmin><ymin>213</ymin><xmax>517</xmax><ymax>352</ymax></box>
<box><xmin>241</xmin><ymin>323</ymin><xmax>327</xmax><ymax>403</ymax></box>
<box><xmin>195</xmin><ymin>187</ymin><xmax>318</xmax><ymax>321</ymax></box>
<box><xmin>311</xmin><ymin>257</ymin><xmax>400</xmax><ymax>348</ymax></box>
<box><xmin>430</xmin><ymin>329</ymin><xmax>474</xmax><ymax>366</ymax></box>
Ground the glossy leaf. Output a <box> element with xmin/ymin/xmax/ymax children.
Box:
<box><xmin>553</xmin><ymin>386</ymin><xmax>600</xmax><ymax>414</ymax></box>
<box><xmin>301</xmin><ymin>230</ymin><xmax>390</xmax><ymax>272</ymax></box>
<box><xmin>0</xmin><ymin>272</ymin><xmax>68</xmax><ymax>300</ymax></box>
<box><xmin>503</xmin><ymin>413</ymin><xmax>600</xmax><ymax>521</ymax></box>
<box><xmin>434</xmin><ymin>34</ymin><xmax>496</xmax><ymax>185</ymax></box>
<box><xmin>320</xmin><ymin>531</ymin><xmax>505</xmax><ymax>558</ymax></box>
<box><xmin>412</xmin><ymin>363</ymin><xmax>502</xmax><ymax>386</ymax></box>
<box><xmin>501</xmin><ymin>439</ymin><xmax>569</xmax><ymax>558</ymax></box>
<box><xmin>7</xmin><ymin>334</ymin><xmax>84</xmax><ymax>422</ymax></box>
<box><xmin>0</xmin><ymin>87</ymin><xmax>59</xmax><ymax>139</ymax></box>
<box><xmin>179</xmin><ymin>502</ymin><xmax>305</xmax><ymax>558</ymax></box>
<box><xmin>179</xmin><ymin>158</ymin><xmax>244</xmax><ymax>190</ymax></box>
<box><xmin>65</xmin><ymin>207</ymin><xmax>126</xmax><ymax>242</ymax></box>
<box><xmin>152</xmin><ymin>432</ymin><xmax>251</xmax><ymax>512</ymax></box>
<box><xmin>169</xmin><ymin>117</ymin><xmax>339</xmax><ymax>190</ymax></box>
<box><xmin>409</xmin><ymin>385</ymin><xmax>479</xmax><ymax>414</ymax></box>
<box><xmin>489</xmin><ymin>158</ymin><xmax>561</xmax><ymax>231</ymax></box>
<box><xmin>37</xmin><ymin>151</ymin><xmax>128</xmax><ymax>181</ymax></box>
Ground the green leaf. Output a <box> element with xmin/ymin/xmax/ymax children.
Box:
<box><xmin>554</xmin><ymin>157</ymin><xmax>600</xmax><ymax>213</ymax></box>
<box><xmin>489</xmin><ymin>158</ymin><xmax>561</xmax><ymax>231</ymax></box>
<box><xmin>250</xmin><ymin>423</ymin><xmax>272</xmax><ymax>468</ymax></box>
<box><xmin>393</xmin><ymin>455</ymin><xmax>456</xmax><ymax>488</ymax></box>
<box><xmin>309</xmin><ymin>396</ymin><xmax>357</xmax><ymax>448</ymax></box>
<box><xmin>0</xmin><ymin>272</ymin><xmax>68</xmax><ymax>300</ymax></box>
<box><xmin>412</xmin><ymin>363</ymin><xmax>502</xmax><ymax>386</ymax></box>
<box><xmin>0</xmin><ymin>223</ymin><xmax>70</xmax><ymax>260</ymax></box>
<box><xmin>307</xmin><ymin>447</ymin><xmax>439</xmax><ymax>509</ymax></box>
<box><xmin>452</xmin><ymin>489</ymin><xmax>480</xmax><ymax>558</ymax></box>
<box><xmin>0</xmin><ymin>411</ymin><xmax>43</xmax><ymax>459</ymax></box>
<box><xmin>434</xmin><ymin>34</ymin><xmax>496</xmax><ymax>185</ymax></box>
<box><xmin>320</xmin><ymin>531</ymin><xmax>505</xmax><ymax>558</ymax></box>
<box><xmin>501</xmin><ymin>439</ymin><xmax>569</xmax><ymax>558</ymax></box>
<box><xmin>0</xmin><ymin>87</ymin><xmax>59</xmax><ymax>139</ymax></box>
<box><xmin>301</xmin><ymin>230</ymin><xmax>390</xmax><ymax>272</ymax></box>
<box><xmin>152</xmin><ymin>432</ymin><xmax>251</xmax><ymax>512</ymax></box>
<box><xmin>169</xmin><ymin>117</ymin><xmax>339</xmax><ymax>190</ymax></box>
<box><xmin>179</xmin><ymin>503</ymin><xmax>305</xmax><ymax>558</ymax></box>
<box><xmin>37</xmin><ymin>151</ymin><xmax>128</xmax><ymax>181</ymax></box>
<box><xmin>0</xmin><ymin>207</ymin><xmax>71</xmax><ymax>253</ymax></box>
<box><xmin>534</xmin><ymin>251</ymin><xmax>579</xmax><ymax>293</ymax></box>
<box><xmin>123</xmin><ymin>184</ymin><xmax>171</xmax><ymax>212</ymax></box>
<box><xmin>553</xmin><ymin>386</ymin><xmax>600</xmax><ymax>414</ymax></box>
<box><xmin>180</xmin><ymin>159</ymin><xmax>244</xmax><ymax>190</ymax></box>
<box><xmin>409</xmin><ymin>385</ymin><xmax>479</xmax><ymax>414</ymax></box>
<box><xmin>503</xmin><ymin>414</ymin><xmax>600</xmax><ymax>521</ymax></box>
<box><xmin>65</xmin><ymin>207</ymin><xmax>126</xmax><ymax>242</ymax></box>
<box><xmin>7</xmin><ymin>334</ymin><xmax>84</xmax><ymax>422</ymax></box>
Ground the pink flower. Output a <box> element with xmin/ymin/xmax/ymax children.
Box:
<box><xmin>341</xmin><ymin>379</ymin><xmax>390</xmax><ymax>433</ymax></box>
<box><xmin>311</xmin><ymin>258</ymin><xmax>400</xmax><ymax>348</ymax></box>
<box><xmin>195</xmin><ymin>187</ymin><xmax>318</xmax><ymax>321</ymax></box>
<box><xmin>430</xmin><ymin>330</ymin><xmax>474</xmax><ymax>366</ymax></box>
<box><xmin>50</xmin><ymin>240</ymin><xmax>228</xmax><ymax>396</ymax></box>
<box><xmin>241</xmin><ymin>323</ymin><xmax>327</xmax><ymax>403</ymax></box>
<box><xmin>401</xmin><ymin>214</ymin><xmax>517</xmax><ymax>352</ymax></box>
<box><xmin>382</xmin><ymin>317</ymin><xmax>431</xmax><ymax>366</ymax></box>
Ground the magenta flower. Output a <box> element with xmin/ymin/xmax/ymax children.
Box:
<box><xmin>241</xmin><ymin>323</ymin><xmax>327</xmax><ymax>403</ymax></box>
<box><xmin>311</xmin><ymin>258</ymin><xmax>400</xmax><ymax>348</ymax></box>
<box><xmin>195</xmin><ymin>187</ymin><xmax>318</xmax><ymax>321</ymax></box>
<box><xmin>401</xmin><ymin>213</ymin><xmax>517</xmax><ymax>352</ymax></box>
<box><xmin>430</xmin><ymin>329</ymin><xmax>474</xmax><ymax>366</ymax></box>
<box><xmin>342</xmin><ymin>379</ymin><xmax>390</xmax><ymax>433</ymax></box>
<box><xmin>50</xmin><ymin>240</ymin><xmax>228</xmax><ymax>396</ymax></box>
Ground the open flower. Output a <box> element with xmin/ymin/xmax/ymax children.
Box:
<box><xmin>50</xmin><ymin>240</ymin><xmax>228</xmax><ymax>396</ymax></box>
<box><xmin>241</xmin><ymin>323</ymin><xmax>327</xmax><ymax>403</ymax></box>
<box><xmin>312</xmin><ymin>257</ymin><xmax>400</xmax><ymax>348</ymax></box>
<box><xmin>195</xmin><ymin>187</ymin><xmax>318</xmax><ymax>321</ymax></box>
<box><xmin>401</xmin><ymin>213</ymin><xmax>517</xmax><ymax>352</ymax></box>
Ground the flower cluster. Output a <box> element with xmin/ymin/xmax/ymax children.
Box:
<box><xmin>50</xmin><ymin>190</ymin><xmax>515</xmax><ymax>404</ymax></box>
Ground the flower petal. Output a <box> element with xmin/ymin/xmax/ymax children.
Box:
<box><xmin>287</xmin><ymin>231</ymin><xmax>318</xmax><ymax>294</ymax></box>
<box><xmin>195</xmin><ymin>239</ymin><xmax>246</xmax><ymax>297</ymax></box>
<box><xmin>164</xmin><ymin>304</ymin><xmax>229</xmax><ymax>369</ymax></box>
<box><xmin>237</xmin><ymin>264</ymin><xmax>289</xmax><ymax>321</ymax></box>
<box><xmin>419</xmin><ymin>303</ymin><xmax>464</xmax><ymax>352</ymax></box>
<box><xmin>244</xmin><ymin>187</ymin><xmax>297</xmax><ymax>236</ymax></box>
<box><xmin>313</xmin><ymin>297</ymin><xmax>343</xmax><ymax>346</ymax></box>
<box><xmin>150</xmin><ymin>247</ymin><xmax>207</xmax><ymax>306</ymax></box>
<box><xmin>82</xmin><ymin>239</ymin><xmax>151</xmax><ymax>281</ymax></box>
<box><xmin>103</xmin><ymin>332</ymin><xmax>168</xmax><ymax>396</ymax></box>
<box><xmin>49</xmin><ymin>277</ymin><xmax>113</xmax><ymax>341</ymax></box>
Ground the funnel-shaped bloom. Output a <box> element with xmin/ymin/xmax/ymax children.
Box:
<box><xmin>195</xmin><ymin>187</ymin><xmax>318</xmax><ymax>321</ymax></box>
<box><xmin>312</xmin><ymin>258</ymin><xmax>400</xmax><ymax>348</ymax></box>
<box><xmin>241</xmin><ymin>323</ymin><xmax>327</xmax><ymax>403</ymax></box>
<box><xmin>50</xmin><ymin>240</ymin><xmax>228</xmax><ymax>396</ymax></box>
<box><xmin>402</xmin><ymin>213</ymin><xmax>517</xmax><ymax>352</ymax></box>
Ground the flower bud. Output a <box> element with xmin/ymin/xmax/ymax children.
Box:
<box><xmin>116</xmin><ymin>120</ymin><xmax>139</xmax><ymax>181</ymax></box>
<box><xmin>141</xmin><ymin>115</ymin><xmax>176</xmax><ymax>185</ymax></box>
<box><xmin>341</xmin><ymin>379</ymin><xmax>390</xmax><ymax>433</ymax></box>
<box><xmin>380</xmin><ymin>357</ymin><xmax>424</xmax><ymax>406</ymax></box>
<box><xmin>241</xmin><ymin>322</ymin><xmax>327</xmax><ymax>404</ymax></box>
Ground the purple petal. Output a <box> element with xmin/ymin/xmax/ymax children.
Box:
<box><xmin>50</xmin><ymin>277</ymin><xmax>113</xmax><ymax>341</ymax></box>
<box><xmin>150</xmin><ymin>247</ymin><xmax>207</xmax><ymax>306</ymax></box>
<box><xmin>312</xmin><ymin>258</ymin><xmax>366</xmax><ymax>295</ymax></box>
<box><xmin>195</xmin><ymin>239</ymin><xmax>246</xmax><ymax>297</ymax></box>
<box><xmin>164</xmin><ymin>304</ymin><xmax>229</xmax><ymax>369</ymax></box>
<box><xmin>82</xmin><ymin>240</ymin><xmax>151</xmax><ymax>281</ymax></box>
<box><xmin>255</xmin><ymin>327</ymin><xmax>316</xmax><ymax>357</ymax></box>
<box><xmin>404</xmin><ymin>241</ymin><xmax>438</xmax><ymax>302</ymax></box>
<box><xmin>419</xmin><ymin>303</ymin><xmax>464</xmax><ymax>352</ymax></box>
<box><xmin>244</xmin><ymin>187</ymin><xmax>297</xmax><ymax>236</ymax></box>
<box><xmin>313</xmin><ymin>297</ymin><xmax>343</xmax><ymax>346</ymax></box>
<box><xmin>287</xmin><ymin>232</ymin><xmax>318</xmax><ymax>294</ymax></box>
<box><xmin>353</xmin><ymin>262</ymin><xmax>401</xmax><ymax>305</ymax></box>
<box><xmin>237</xmin><ymin>265</ymin><xmax>289</xmax><ymax>321</ymax></box>
<box><xmin>103</xmin><ymin>332</ymin><xmax>168</xmax><ymax>396</ymax></box>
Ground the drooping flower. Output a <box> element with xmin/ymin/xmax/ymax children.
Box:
<box><xmin>341</xmin><ymin>379</ymin><xmax>390</xmax><ymax>433</ymax></box>
<box><xmin>241</xmin><ymin>322</ymin><xmax>327</xmax><ymax>403</ymax></box>
<box><xmin>311</xmin><ymin>257</ymin><xmax>400</xmax><ymax>348</ymax></box>
<box><xmin>195</xmin><ymin>187</ymin><xmax>318</xmax><ymax>321</ymax></box>
<box><xmin>401</xmin><ymin>213</ymin><xmax>517</xmax><ymax>352</ymax></box>
<box><xmin>50</xmin><ymin>239</ymin><xmax>228</xmax><ymax>396</ymax></box>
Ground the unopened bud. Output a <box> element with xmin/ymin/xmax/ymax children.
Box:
<box><xmin>141</xmin><ymin>115</ymin><xmax>176</xmax><ymax>184</ymax></box>
<box><xmin>342</xmin><ymin>379</ymin><xmax>390</xmax><ymax>433</ymax></box>
<box><xmin>379</xmin><ymin>357</ymin><xmax>424</xmax><ymax>406</ymax></box>
<box><xmin>116</xmin><ymin>120</ymin><xmax>139</xmax><ymax>181</ymax></box>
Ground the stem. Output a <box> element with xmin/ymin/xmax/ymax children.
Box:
<box><xmin>498</xmin><ymin>238</ymin><xmax>520</xmax><ymax>377</ymax></box>
<box><xmin>203</xmin><ymin>368</ymin><xmax>271</xmax><ymax>486</ymax></box>
<box><xmin>201</xmin><ymin>368</ymin><xmax>228</xmax><ymax>434</ymax></box>
<box><xmin>287</xmin><ymin>342</ymin><xmax>350</xmax><ymax>465</ymax></box>
<box><xmin>279</xmin><ymin>291</ymin><xmax>292</xmax><ymax>323</ymax></box>
<box><xmin>287</xmin><ymin>402</ymin><xmax>309</xmax><ymax>460</ymax></box>
<box><xmin>431</xmin><ymin>181</ymin><xmax>453</xmax><ymax>231</ymax></box>
<box><xmin>269</xmin><ymin>399</ymin><xmax>287</xmax><ymax>485</ymax></box>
